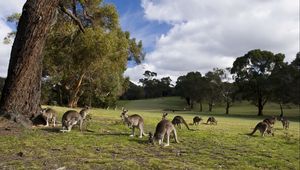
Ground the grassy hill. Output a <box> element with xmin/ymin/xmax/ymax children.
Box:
<box><xmin>0</xmin><ymin>97</ymin><xmax>299</xmax><ymax>169</ymax></box>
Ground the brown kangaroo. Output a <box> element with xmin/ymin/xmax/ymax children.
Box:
<box><xmin>120</xmin><ymin>109</ymin><xmax>147</xmax><ymax>138</ymax></box>
<box><xmin>206</xmin><ymin>117</ymin><xmax>217</xmax><ymax>125</ymax></box>
<box><xmin>40</xmin><ymin>108</ymin><xmax>57</xmax><ymax>127</ymax></box>
<box><xmin>148</xmin><ymin>119</ymin><xmax>179</xmax><ymax>147</ymax></box>
<box><xmin>171</xmin><ymin>116</ymin><xmax>190</xmax><ymax>130</ymax></box>
<box><xmin>193</xmin><ymin>116</ymin><xmax>202</xmax><ymax>125</ymax></box>
<box><xmin>61</xmin><ymin>107</ymin><xmax>89</xmax><ymax>132</ymax></box>
<box><xmin>263</xmin><ymin>116</ymin><xmax>276</xmax><ymax>127</ymax></box>
<box><xmin>249</xmin><ymin>121</ymin><xmax>274</xmax><ymax>136</ymax></box>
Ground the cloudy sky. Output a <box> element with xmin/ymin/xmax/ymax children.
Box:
<box><xmin>0</xmin><ymin>0</ymin><xmax>299</xmax><ymax>84</ymax></box>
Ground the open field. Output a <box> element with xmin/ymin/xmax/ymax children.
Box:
<box><xmin>0</xmin><ymin>97</ymin><xmax>299</xmax><ymax>169</ymax></box>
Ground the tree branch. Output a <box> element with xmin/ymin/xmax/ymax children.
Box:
<box><xmin>80</xmin><ymin>2</ymin><xmax>94</xmax><ymax>24</ymax></box>
<box><xmin>59</xmin><ymin>3</ymin><xmax>85</xmax><ymax>33</ymax></box>
<box><xmin>72</xmin><ymin>0</ymin><xmax>77</xmax><ymax>17</ymax></box>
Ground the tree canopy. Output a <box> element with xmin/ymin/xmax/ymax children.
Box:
<box><xmin>231</xmin><ymin>49</ymin><xmax>285</xmax><ymax>116</ymax></box>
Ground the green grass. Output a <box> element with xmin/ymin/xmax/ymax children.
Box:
<box><xmin>0</xmin><ymin>97</ymin><xmax>299</xmax><ymax>169</ymax></box>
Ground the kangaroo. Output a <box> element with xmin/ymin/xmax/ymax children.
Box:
<box><xmin>279</xmin><ymin>116</ymin><xmax>289</xmax><ymax>129</ymax></box>
<box><xmin>148</xmin><ymin>119</ymin><xmax>179</xmax><ymax>147</ymax></box>
<box><xmin>120</xmin><ymin>109</ymin><xmax>147</xmax><ymax>138</ymax></box>
<box><xmin>171</xmin><ymin>116</ymin><xmax>190</xmax><ymax>130</ymax></box>
<box><xmin>193</xmin><ymin>116</ymin><xmax>202</xmax><ymax>125</ymax></box>
<box><xmin>206</xmin><ymin>117</ymin><xmax>217</xmax><ymax>125</ymax></box>
<box><xmin>249</xmin><ymin>121</ymin><xmax>274</xmax><ymax>136</ymax></box>
<box><xmin>40</xmin><ymin>108</ymin><xmax>57</xmax><ymax>127</ymax></box>
<box><xmin>263</xmin><ymin>116</ymin><xmax>276</xmax><ymax>127</ymax></box>
<box><xmin>61</xmin><ymin>107</ymin><xmax>89</xmax><ymax>132</ymax></box>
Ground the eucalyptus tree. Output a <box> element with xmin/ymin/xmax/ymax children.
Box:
<box><xmin>204</xmin><ymin>68</ymin><xmax>224</xmax><ymax>112</ymax></box>
<box><xmin>231</xmin><ymin>49</ymin><xmax>285</xmax><ymax>116</ymax></box>
<box><xmin>43</xmin><ymin>0</ymin><xmax>144</xmax><ymax>107</ymax></box>
<box><xmin>176</xmin><ymin>72</ymin><xmax>207</xmax><ymax>110</ymax></box>
<box><xmin>270</xmin><ymin>52</ymin><xmax>300</xmax><ymax>115</ymax></box>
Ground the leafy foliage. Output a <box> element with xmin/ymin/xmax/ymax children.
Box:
<box><xmin>231</xmin><ymin>49</ymin><xmax>285</xmax><ymax>116</ymax></box>
<box><xmin>42</xmin><ymin>0</ymin><xmax>144</xmax><ymax>107</ymax></box>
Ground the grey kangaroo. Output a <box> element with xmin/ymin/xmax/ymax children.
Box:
<box><xmin>61</xmin><ymin>107</ymin><xmax>89</xmax><ymax>132</ymax></box>
<box><xmin>249</xmin><ymin>121</ymin><xmax>274</xmax><ymax>136</ymax></box>
<box><xmin>120</xmin><ymin>109</ymin><xmax>147</xmax><ymax>138</ymax></box>
<box><xmin>206</xmin><ymin>117</ymin><xmax>217</xmax><ymax>125</ymax></box>
<box><xmin>148</xmin><ymin>119</ymin><xmax>179</xmax><ymax>147</ymax></box>
<box><xmin>193</xmin><ymin>116</ymin><xmax>202</xmax><ymax>125</ymax></box>
<box><xmin>40</xmin><ymin>108</ymin><xmax>57</xmax><ymax>127</ymax></box>
<box><xmin>278</xmin><ymin>116</ymin><xmax>289</xmax><ymax>129</ymax></box>
<box><xmin>171</xmin><ymin>116</ymin><xmax>190</xmax><ymax>130</ymax></box>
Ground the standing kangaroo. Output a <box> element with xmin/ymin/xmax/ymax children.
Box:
<box><xmin>120</xmin><ymin>109</ymin><xmax>147</xmax><ymax>138</ymax></box>
<box><xmin>61</xmin><ymin>107</ymin><xmax>90</xmax><ymax>132</ymax></box>
<box><xmin>40</xmin><ymin>108</ymin><xmax>57</xmax><ymax>127</ymax></box>
<box><xmin>148</xmin><ymin>119</ymin><xmax>179</xmax><ymax>147</ymax></box>
<box><xmin>171</xmin><ymin>116</ymin><xmax>190</xmax><ymax>130</ymax></box>
<box><xmin>193</xmin><ymin>116</ymin><xmax>202</xmax><ymax>125</ymax></box>
<box><xmin>249</xmin><ymin>121</ymin><xmax>274</xmax><ymax>136</ymax></box>
<box><xmin>206</xmin><ymin>117</ymin><xmax>217</xmax><ymax>125</ymax></box>
<box><xmin>278</xmin><ymin>116</ymin><xmax>289</xmax><ymax>129</ymax></box>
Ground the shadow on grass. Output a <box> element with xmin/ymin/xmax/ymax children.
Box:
<box><xmin>40</xmin><ymin>127</ymin><xmax>61</xmax><ymax>133</ymax></box>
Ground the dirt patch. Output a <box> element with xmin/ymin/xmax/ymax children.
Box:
<box><xmin>0</xmin><ymin>117</ymin><xmax>24</xmax><ymax>136</ymax></box>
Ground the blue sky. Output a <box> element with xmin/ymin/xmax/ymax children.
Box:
<box><xmin>104</xmin><ymin>0</ymin><xmax>171</xmax><ymax>52</ymax></box>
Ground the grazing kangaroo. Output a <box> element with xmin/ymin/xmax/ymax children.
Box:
<box><xmin>61</xmin><ymin>107</ymin><xmax>89</xmax><ymax>132</ymax></box>
<box><xmin>249</xmin><ymin>121</ymin><xmax>274</xmax><ymax>136</ymax></box>
<box><xmin>193</xmin><ymin>116</ymin><xmax>202</xmax><ymax>125</ymax></box>
<box><xmin>206</xmin><ymin>117</ymin><xmax>217</xmax><ymax>125</ymax></box>
<box><xmin>148</xmin><ymin>119</ymin><xmax>179</xmax><ymax>147</ymax></box>
<box><xmin>120</xmin><ymin>109</ymin><xmax>147</xmax><ymax>138</ymax></box>
<box><xmin>263</xmin><ymin>116</ymin><xmax>276</xmax><ymax>127</ymax></box>
<box><xmin>171</xmin><ymin>116</ymin><xmax>190</xmax><ymax>130</ymax></box>
<box><xmin>40</xmin><ymin>108</ymin><xmax>57</xmax><ymax>127</ymax></box>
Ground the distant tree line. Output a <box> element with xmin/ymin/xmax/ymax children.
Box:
<box><xmin>121</xmin><ymin>50</ymin><xmax>300</xmax><ymax>116</ymax></box>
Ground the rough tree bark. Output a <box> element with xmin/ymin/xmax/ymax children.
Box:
<box><xmin>0</xmin><ymin>0</ymin><xmax>60</xmax><ymax>126</ymax></box>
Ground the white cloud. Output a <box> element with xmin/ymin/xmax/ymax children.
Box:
<box><xmin>0</xmin><ymin>0</ymin><xmax>25</xmax><ymax>77</ymax></box>
<box><xmin>125</xmin><ymin>0</ymin><xmax>299</xmax><ymax>83</ymax></box>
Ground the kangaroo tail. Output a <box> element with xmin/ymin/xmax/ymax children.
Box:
<box><xmin>181</xmin><ymin>118</ymin><xmax>190</xmax><ymax>130</ymax></box>
<box><xmin>173</xmin><ymin>128</ymin><xmax>179</xmax><ymax>143</ymax></box>
<box><xmin>248</xmin><ymin>125</ymin><xmax>258</xmax><ymax>136</ymax></box>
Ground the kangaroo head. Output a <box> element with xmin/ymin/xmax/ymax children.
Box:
<box><xmin>120</xmin><ymin>109</ymin><xmax>128</xmax><ymax>120</ymax></box>
<box><xmin>80</xmin><ymin>108</ymin><xmax>89</xmax><ymax>120</ymax></box>
<box><xmin>162</xmin><ymin>113</ymin><xmax>168</xmax><ymax>120</ymax></box>
<box><xmin>148</xmin><ymin>132</ymin><xmax>154</xmax><ymax>145</ymax></box>
<box><xmin>40</xmin><ymin>108</ymin><xmax>47</xmax><ymax>115</ymax></box>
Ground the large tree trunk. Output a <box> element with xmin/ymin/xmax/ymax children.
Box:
<box><xmin>199</xmin><ymin>101</ymin><xmax>203</xmax><ymax>112</ymax></box>
<box><xmin>225</xmin><ymin>102</ymin><xmax>230</xmax><ymax>114</ymax></box>
<box><xmin>208</xmin><ymin>101</ymin><xmax>213</xmax><ymax>112</ymax></box>
<box><xmin>257</xmin><ymin>97</ymin><xmax>264</xmax><ymax>116</ymax></box>
<box><xmin>0</xmin><ymin>0</ymin><xmax>60</xmax><ymax>126</ymax></box>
